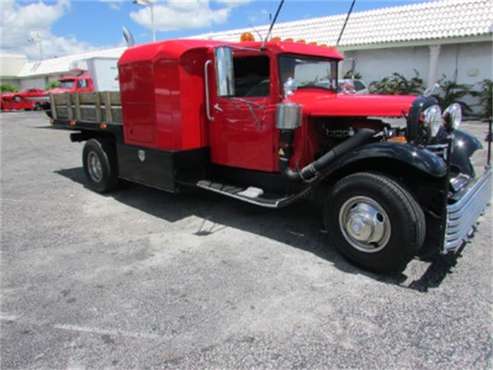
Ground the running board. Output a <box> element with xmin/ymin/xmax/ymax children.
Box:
<box><xmin>196</xmin><ymin>180</ymin><xmax>310</xmax><ymax>208</ymax></box>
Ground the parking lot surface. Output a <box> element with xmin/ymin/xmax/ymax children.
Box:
<box><xmin>1</xmin><ymin>112</ymin><xmax>492</xmax><ymax>369</ymax></box>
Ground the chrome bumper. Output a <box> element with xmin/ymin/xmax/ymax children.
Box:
<box><xmin>444</xmin><ymin>167</ymin><xmax>492</xmax><ymax>253</ymax></box>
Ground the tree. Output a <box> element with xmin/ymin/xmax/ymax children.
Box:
<box><xmin>46</xmin><ymin>81</ymin><xmax>60</xmax><ymax>89</ymax></box>
<box><xmin>369</xmin><ymin>70</ymin><xmax>424</xmax><ymax>95</ymax></box>
<box><xmin>432</xmin><ymin>76</ymin><xmax>473</xmax><ymax>113</ymax></box>
<box><xmin>474</xmin><ymin>79</ymin><xmax>492</xmax><ymax>120</ymax></box>
<box><xmin>0</xmin><ymin>83</ymin><xmax>18</xmax><ymax>93</ymax></box>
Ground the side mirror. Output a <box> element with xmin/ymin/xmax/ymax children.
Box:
<box><xmin>283</xmin><ymin>77</ymin><xmax>298</xmax><ymax>98</ymax></box>
<box><xmin>214</xmin><ymin>46</ymin><xmax>235</xmax><ymax>97</ymax></box>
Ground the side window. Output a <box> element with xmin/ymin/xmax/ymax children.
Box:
<box><xmin>78</xmin><ymin>79</ymin><xmax>88</xmax><ymax>88</ymax></box>
<box><xmin>232</xmin><ymin>56</ymin><xmax>270</xmax><ymax>97</ymax></box>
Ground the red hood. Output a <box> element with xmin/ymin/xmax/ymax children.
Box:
<box><xmin>289</xmin><ymin>90</ymin><xmax>417</xmax><ymax>118</ymax></box>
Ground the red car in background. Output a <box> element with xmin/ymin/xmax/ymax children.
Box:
<box><xmin>0</xmin><ymin>88</ymin><xmax>47</xmax><ymax>112</ymax></box>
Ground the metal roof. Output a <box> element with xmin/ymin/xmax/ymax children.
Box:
<box><xmin>194</xmin><ymin>0</ymin><xmax>493</xmax><ymax>48</ymax></box>
<box><xmin>16</xmin><ymin>47</ymin><xmax>125</xmax><ymax>78</ymax></box>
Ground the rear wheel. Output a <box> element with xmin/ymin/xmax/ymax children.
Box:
<box><xmin>324</xmin><ymin>172</ymin><xmax>426</xmax><ymax>273</ymax></box>
<box><xmin>82</xmin><ymin>139</ymin><xmax>119</xmax><ymax>193</ymax></box>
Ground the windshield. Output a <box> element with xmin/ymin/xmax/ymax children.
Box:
<box><xmin>279</xmin><ymin>55</ymin><xmax>338</xmax><ymax>92</ymax></box>
<box><xmin>58</xmin><ymin>80</ymin><xmax>75</xmax><ymax>89</ymax></box>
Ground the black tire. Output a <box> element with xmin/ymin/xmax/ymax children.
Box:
<box><xmin>324</xmin><ymin>172</ymin><xmax>426</xmax><ymax>273</ymax></box>
<box><xmin>82</xmin><ymin>139</ymin><xmax>119</xmax><ymax>193</ymax></box>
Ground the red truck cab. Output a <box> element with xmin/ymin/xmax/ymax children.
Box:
<box><xmin>48</xmin><ymin>70</ymin><xmax>94</xmax><ymax>94</ymax></box>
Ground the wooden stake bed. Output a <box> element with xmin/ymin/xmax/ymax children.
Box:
<box><xmin>50</xmin><ymin>92</ymin><xmax>122</xmax><ymax>125</ymax></box>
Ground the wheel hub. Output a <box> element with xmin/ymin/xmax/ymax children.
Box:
<box><xmin>87</xmin><ymin>151</ymin><xmax>103</xmax><ymax>183</ymax></box>
<box><xmin>339</xmin><ymin>196</ymin><xmax>391</xmax><ymax>253</ymax></box>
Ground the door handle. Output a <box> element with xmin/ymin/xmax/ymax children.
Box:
<box><xmin>213</xmin><ymin>103</ymin><xmax>223</xmax><ymax>112</ymax></box>
<box><xmin>204</xmin><ymin>60</ymin><xmax>213</xmax><ymax>121</ymax></box>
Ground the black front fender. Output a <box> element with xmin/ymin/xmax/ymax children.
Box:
<box><xmin>323</xmin><ymin>142</ymin><xmax>448</xmax><ymax>178</ymax></box>
<box><xmin>449</xmin><ymin>129</ymin><xmax>482</xmax><ymax>177</ymax></box>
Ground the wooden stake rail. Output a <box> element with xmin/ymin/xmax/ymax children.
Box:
<box><xmin>50</xmin><ymin>92</ymin><xmax>122</xmax><ymax>125</ymax></box>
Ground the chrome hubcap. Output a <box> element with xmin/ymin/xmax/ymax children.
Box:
<box><xmin>338</xmin><ymin>196</ymin><xmax>391</xmax><ymax>253</ymax></box>
<box><xmin>87</xmin><ymin>152</ymin><xmax>103</xmax><ymax>182</ymax></box>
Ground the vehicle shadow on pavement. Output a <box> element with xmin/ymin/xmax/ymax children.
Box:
<box><xmin>56</xmin><ymin>167</ymin><xmax>456</xmax><ymax>292</ymax></box>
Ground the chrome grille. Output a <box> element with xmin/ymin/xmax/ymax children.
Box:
<box><xmin>426</xmin><ymin>143</ymin><xmax>448</xmax><ymax>160</ymax></box>
<box><xmin>444</xmin><ymin>168</ymin><xmax>492</xmax><ymax>253</ymax></box>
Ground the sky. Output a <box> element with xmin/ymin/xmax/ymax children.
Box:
<box><xmin>1</xmin><ymin>0</ymin><xmax>431</xmax><ymax>59</ymax></box>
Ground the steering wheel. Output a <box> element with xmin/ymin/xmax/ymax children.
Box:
<box><xmin>244</xmin><ymin>79</ymin><xmax>269</xmax><ymax>97</ymax></box>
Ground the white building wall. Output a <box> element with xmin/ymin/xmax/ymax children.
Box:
<box><xmin>343</xmin><ymin>41</ymin><xmax>492</xmax><ymax>88</ymax></box>
<box><xmin>342</xmin><ymin>47</ymin><xmax>430</xmax><ymax>84</ymax></box>
<box><xmin>20</xmin><ymin>77</ymin><xmax>46</xmax><ymax>90</ymax></box>
<box><xmin>453</xmin><ymin>41</ymin><xmax>492</xmax><ymax>85</ymax></box>
<box><xmin>0</xmin><ymin>54</ymin><xmax>27</xmax><ymax>78</ymax></box>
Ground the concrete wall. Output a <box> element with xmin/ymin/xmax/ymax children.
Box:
<box><xmin>0</xmin><ymin>54</ymin><xmax>27</xmax><ymax>78</ymax></box>
<box><xmin>342</xmin><ymin>41</ymin><xmax>492</xmax><ymax>88</ymax></box>
<box><xmin>20</xmin><ymin>77</ymin><xmax>47</xmax><ymax>90</ymax></box>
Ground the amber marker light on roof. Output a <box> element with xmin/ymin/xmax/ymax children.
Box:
<box><xmin>296</xmin><ymin>39</ymin><xmax>306</xmax><ymax>43</ymax></box>
<box><xmin>271</xmin><ymin>37</ymin><xmax>281</xmax><ymax>43</ymax></box>
<box><xmin>240</xmin><ymin>32</ymin><xmax>255</xmax><ymax>42</ymax></box>
<box><xmin>284</xmin><ymin>38</ymin><xmax>294</xmax><ymax>42</ymax></box>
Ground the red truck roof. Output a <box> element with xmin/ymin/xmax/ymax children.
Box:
<box><xmin>59</xmin><ymin>70</ymin><xmax>92</xmax><ymax>81</ymax></box>
<box><xmin>119</xmin><ymin>39</ymin><xmax>343</xmax><ymax>66</ymax></box>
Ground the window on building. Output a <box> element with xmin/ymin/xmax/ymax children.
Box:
<box><xmin>232</xmin><ymin>56</ymin><xmax>270</xmax><ymax>97</ymax></box>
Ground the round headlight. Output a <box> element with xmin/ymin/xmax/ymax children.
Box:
<box><xmin>443</xmin><ymin>103</ymin><xmax>462</xmax><ymax>131</ymax></box>
<box><xmin>422</xmin><ymin>105</ymin><xmax>442</xmax><ymax>137</ymax></box>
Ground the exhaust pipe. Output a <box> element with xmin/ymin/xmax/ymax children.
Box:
<box><xmin>279</xmin><ymin>124</ymin><xmax>375</xmax><ymax>182</ymax></box>
<box><xmin>275</xmin><ymin>101</ymin><xmax>375</xmax><ymax>182</ymax></box>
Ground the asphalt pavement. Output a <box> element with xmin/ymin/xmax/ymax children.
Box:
<box><xmin>1</xmin><ymin>112</ymin><xmax>492</xmax><ymax>369</ymax></box>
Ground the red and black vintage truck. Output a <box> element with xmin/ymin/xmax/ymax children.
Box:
<box><xmin>47</xmin><ymin>38</ymin><xmax>492</xmax><ymax>273</ymax></box>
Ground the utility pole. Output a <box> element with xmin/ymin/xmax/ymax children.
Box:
<box><xmin>133</xmin><ymin>0</ymin><xmax>156</xmax><ymax>42</ymax></box>
<box><xmin>28</xmin><ymin>32</ymin><xmax>44</xmax><ymax>61</ymax></box>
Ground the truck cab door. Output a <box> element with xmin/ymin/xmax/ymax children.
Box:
<box><xmin>76</xmin><ymin>78</ymin><xmax>93</xmax><ymax>93</ymax></box>
<box><xmin>208</xmin><ymin>51</ymin><xmax>277</xmax><ymax>172</ymax></box>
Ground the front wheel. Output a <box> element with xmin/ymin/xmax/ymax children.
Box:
<box><xmin>324</xmin><ymin>172</ymin><xmax>426</xmax><ymax>273</ymax></box>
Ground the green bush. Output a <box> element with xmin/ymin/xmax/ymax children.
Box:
<box><xmin>343</xmin><ymin>70</ymin><xmax>362</xmax><ymax>79</ymax></box>
<box><xmin>0</xmin><ymin>83</ymin><xmax>18</xmax><ymax>93</ymax></box>
<box><xmin>432</xmin><ymin>76</ymin><xmax>473</xmax><ymax>113</ymax></box>
<box><xmin>474</xmin><ymin>79</ymin><xmax>492</xmax><ymax>120</ymax></box>
<box><xmin>370</xmin><ymin>70</ymin><xmax>424</xmax><ymax>95</ymax></box>
<box><xmin>46</xmin><ymin>81</ymin><xmax>60</xmax><ymax>89</ymax></box>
